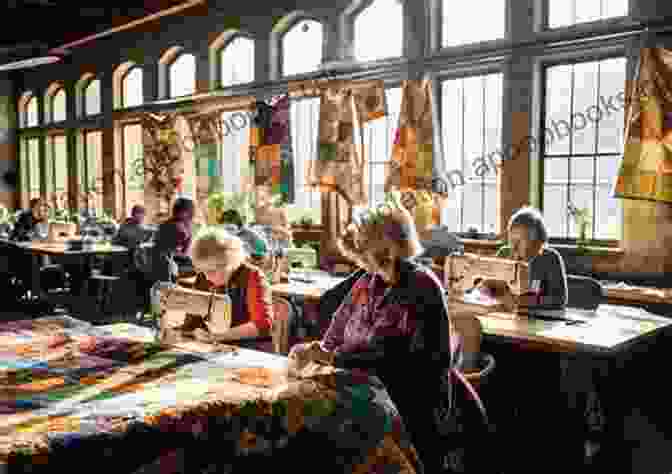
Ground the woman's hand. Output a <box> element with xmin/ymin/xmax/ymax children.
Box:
<box><xmin>288</xmin><ymin>341</ymin><xmax>334</xmax><ymax>376</ymax></box>
<box><xmin>191</xmin><ymin>328</ymin><xmax>214</xmax><ymax>344</ymax></box>
<box><xmin>479</xmin><ymin>279</ymin><xmax>517</xmax><ymax>312</ymax></box>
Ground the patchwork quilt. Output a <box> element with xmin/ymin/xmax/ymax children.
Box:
<box><xmin>0</xmin><ymin>317</ymin><xmax>419</xmax><ymax>474</ymax></box>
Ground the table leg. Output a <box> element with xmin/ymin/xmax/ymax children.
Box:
<box><xmin>591</xmin><ymin>355</ymin><xmax>631</xmax><ymax>473</ymax></box>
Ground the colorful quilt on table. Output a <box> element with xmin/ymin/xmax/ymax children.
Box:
<box><xmin>614</xmin><ymin>47</ymin><xmax>672</xmax><ymax>203</ymax></box>
<box><xmin>0</xmin><ymin>318</ymin><xmax>419</xmax><ymax>474</ymax></box>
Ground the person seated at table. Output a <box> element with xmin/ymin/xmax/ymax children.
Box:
<box><xmin>155</xmin><ymin>197</ymin><xmax>195</xmax><ymax>276</ymax></box>
<box><xmin>489</xmin><ymin>206</ymin><xmax>568</xmax><ymax>314</ymax></box>
<box><xmin>10</xmin><ymin>197</ymin><xmax>50</xmax><ymax>241</ymax></box>
<box><xmin>186</xmin><ymin>229</ymin><xmax>273</xmax><ymax>343</ymax></box>
<box><xmin>114</xmin><ymin>205</ymin><xmax>149</xmax><ymax>249</ymax></box>
<box><xmin>286</xmin><ymin>196</ymin><xmax>453</xmax><ymax>472</ymax></box>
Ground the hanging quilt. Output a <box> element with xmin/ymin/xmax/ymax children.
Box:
<box><xmin>384</xmin><ymin>80</ymin><xmax>448</xmax><ymax>231</ymax></box>
<box><xmin>614</xmin><ymin>47</ymin><xmax>672</xmax><ymax>203</ymax></box>
<box><xmin>310</xmin><ymin>87</ymin><xmax>368</xmax><ymax>206</ymax></box>
<box><xmin>248</xmin><ymin>95</ymin><xmax>295</xmax><ymax>204</ymax></box>
<box><xmin>141</xmin><ymin>113</ymin><xmax>185</xmax><ymax>221</ymax></box>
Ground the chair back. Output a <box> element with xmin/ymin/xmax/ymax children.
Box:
<box><xmin>567</xmin><ymin>274</ymin><xmax>604</xmax><ymax>310</ymax></box>
<box><xmin>271</xmin><ymin>296</ymin><xmax>294</xmax><ymax>354</ymax></box>
<box><xmin>451</xmin><ymin>314</ymin><xmax>482</xmax><ymax>371</ymax></box>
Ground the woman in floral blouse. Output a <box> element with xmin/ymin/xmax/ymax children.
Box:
<box><xmin>288</xmin><ymin>197</ymin><xmax>453</xmax><ymax>472</ymax></box>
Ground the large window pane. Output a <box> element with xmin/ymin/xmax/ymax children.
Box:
<box><xmin>123</xmin><ymin>68</ymin><xmax>143</xmax><ymax>108</ymax></box>
<box><xmin>596</xmin><ymin>186</ymin><xmax>622</xmax><ymax>240</ymax></box>
<box><xmin>597</xmin><ymin>57</ymin><xmax>626</xmax><ymax>154</ymax></box>
<box><xmin>123</xmin><ymin>124</ymin><xmax>144</xmax><ymax>217</ymax></box>
<box><xmin>549</xmin><ymin>0</ymin><xmax>628</xmax><ymax>29</ymax></box>
<box><xmin>170</xmin><ymin>53</ymin><xmax>196</xmax><ymax>98</ymax></box>
<box><xmin>542</xmin><ymin>184</ymin><xmax>568</xmax><ymax>237</ymax></box>
<box><xmin>52</xmin><ymin>135</ymin><xmax>68</xmax><ymax>198</ymax></box>
<box><xmin>363</xmin><ymin>87</ymin><xmax>402</xmax><ymax>207</ymax></box>
<box><xmin>26</xmin><ymin>97</ymin><xmax>38</xmax><ymax>127</ymax></box>
<box><xmin>290</xmin><ymin>98</ymin><xmax>321</xmax><ymax>223</ymax></box>
<box><xmin>441</xmin><ymin>73</ymin><xmax>503</xmax><ymax>232</ymax></box>
<box><xmin>571</xmin><ymin>61</ymin><xmax>599</xmax><ymax>155</ymax></box>
<box><xmin>443</xmin><ymin>0</ymin><xmax>505</xmax><ymax>47</ymax></box>
<box><xmin>53</xmin><ymin>89</ymin><xmax>66</xmax><ymax>122</ymax></box>
<box><xmin>85</xmin><ymin>79</ymin><xmax>101</xmax><ymax>116</ymax></box>
<box><xmin>27</xmin><ymin>138</ymin><xmax>40</xmax><ymax>200</ymax></box>
<box><xmin>355</xmin><ymin>0</ymin><xmax>403</xmax><ymax>62</ymax></box>
<box><xmin>569</xmin><ymin>155</ymin><xmax>594</xmax><ymax>185</ymax></box>
<box><xmin>219</xmin><ymin>110</ymin><xmax>250</xmax><ymax>194</ymax></box>
<box><xmin>221</xmin><ymin>37</ymin><xmax>255</xmax><ymax>87</ymax></box>
<box><xmin>282</xmin><ymin>21</ymin><xmax>323</xmax><ymax>76</ymax></box>
<box><xmin>544</xmin><ymin>64</ymin><xmax>572</xmax><ymax>156</ymax></box>
<box><xmin>544</xmin><ymin>157</ymin><xmax>569</xmax><ymax>183</ymax></box>
<box><xmin>84</xmin><ymin>131</ymin><xmax>104</xmax><ymax>212</ymax></box>
<box><xmin>543</xmin><ymin>57</ymin><xmax>625</xmax><ymax>240</ymax></box>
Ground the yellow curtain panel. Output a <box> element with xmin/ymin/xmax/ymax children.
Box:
<box><xmin>614</xmin><ymin>47</ymin><xmax>672</xmax><ymax>203</ymax></box>
<box><xmin>385</xmin><ymin>80</ymin><xmax>444</xmax><ymax>229</ymax></box>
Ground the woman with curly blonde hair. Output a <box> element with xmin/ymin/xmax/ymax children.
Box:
<box><xmin>288</xmin><ymin>193</ymin><xmax>453</xmax><ymax>472</ymax></box>
<box><xmin>185</xmin><ymin>228</ymin><xmax>273</xmax><ymax>343</ymax></box>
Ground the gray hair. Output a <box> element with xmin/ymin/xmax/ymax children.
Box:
<box><xmin>507</xmin><ymin>206</ymin><xmax>548</xmax><ymax>242</ymax></box>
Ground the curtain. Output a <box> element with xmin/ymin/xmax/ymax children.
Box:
<box><xmin>141</xmin><ymin>113</ymin><xmax>184</xmax><ymax>222</ymax></box>
<box><xmin>310</xmin><ymin>87</ymin><xmax>366</xmax><ymax>206</ymax></box>
<box><xmin>614</xmin><ymin>47</ymin><xmax>672</xmax><ymax>203</ymax></box>
<box><xmin>249</xmin><ymin>94</ymin><xmax>295</xmax><ymax>205</ymax></box>
<box><xmin>291</xmin><ymin>97</ymin><xmax>321</xmax><ymax>216</ymax></box>
<box><xmin>385</xmin><ymin>80</ymin><xmax>447</xmax><ymax>233</ymax></box>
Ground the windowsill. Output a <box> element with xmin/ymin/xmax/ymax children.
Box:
<box><xmin>458</xmin><ymin>237</ymin><xmax>624</xmax><ymax>257</ymax></box>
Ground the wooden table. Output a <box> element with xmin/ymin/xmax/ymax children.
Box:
<box><xmin>602</xmin><ymin>282</ymin><xmax>672</xmax><ymax>308</ymax></box>
<box><xmin>271</xmin><ymin>272</ymin><xmax>347</xmax><ymax>302</ymax></box>
<box><xmin>0</xmin><ymin>240</ymin><xmax>129</xmax><ymax>314</ymax></box>
<box><xmin>454</xmin><ymin>300</ymin><xmax>672</xmax><ymax>472</ymax></box>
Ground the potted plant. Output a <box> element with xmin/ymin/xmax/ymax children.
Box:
<box><xmin>99</xmin><ymin>210</ymin><xmax>119</xmax><ymax>239</ymax></box>
<box><xmin>567</xmin><ymin>203</ymin><xmax>591</xmax><ymax>251</ymax></box>
<box><xmin>298</xmin><ymin>215</ymin><xmax>314</xmax><ymax>228</ymax></box>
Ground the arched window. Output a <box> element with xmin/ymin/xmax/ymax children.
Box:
<box><xmin>26</xmin><ymin>96</ymin><xmax>38</xmax><ymax>127</ymax></box>
<box><xmin>282</xmin><ymin>20</ymin><xmax>323</xmax><ymax>76</ymax></box>
<box><xmin>442</xmin><ymin>0</ymin><xmax>505</xmax><ymax>47</ymax></box>
<box><xmin>220</xmin><ymin>36</ymin><xmax>255</xmax><ymax>87</ymax></box>
<box><xmin>354</xmin><ymin>0</ymin><xmax>403</xmax><ymax>62</ymax></box>
<box><xmin>52</xmin><ymin>88</ymin><xmax>66</xmax><ymax>122</ymax></box>
<box><xmin>85</xmin><ymin>78</ymin><xmax>101</xmax><ymax>115</ymax></box>
<box><xmin>169</xmin><ymin>53</ymin><xmax>196</xmax><ymax>98</ymax></box>
<box><xmin>122</xmin><ymin>66</ymin><xmax>143</xmax><ymax>108</ymax></box>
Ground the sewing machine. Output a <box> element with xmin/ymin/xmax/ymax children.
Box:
<box><xmin>444</xmin><ymin>253</ymin><xmax>530</xmax><ymax>315</ymax></box>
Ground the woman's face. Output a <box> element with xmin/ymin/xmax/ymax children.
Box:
<box><xmin>363</xmin><ymin>242</ymin><xmax>400</xmax><ymax>285</ymax></box>
<box><xmin>508</xmin><ymin>224</ymin><xmax>542</xmax><ymax>260</ymax></box>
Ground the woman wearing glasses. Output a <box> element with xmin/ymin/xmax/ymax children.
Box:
<box><xmin>287</xmin><ymin>195</ymin><xmax>453</xmax><ymax>473</ymax></box>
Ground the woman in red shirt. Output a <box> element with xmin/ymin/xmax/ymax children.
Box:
<box><xmin>187</xmin><ymin>230</ymin><xmax>273</xmax><ymax>342</ymax></box>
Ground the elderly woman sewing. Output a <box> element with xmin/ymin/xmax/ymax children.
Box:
<box><xmin>490</xmin><ymin>206</ymin><xmax>568</xmax><ymax>314</ymax></box>
<box><xmin>287</xmin><ymin>195</ymin><xmax>453</xmax><ymax>472</ymax></box>
<box><xmin>185</xmin><ymin>229</ymin><xmax>273</xmax><ymax>343</ymax></box>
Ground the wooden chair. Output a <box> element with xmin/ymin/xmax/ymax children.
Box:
<box><xmin>271</xmin><ymin>296</ymin><xmax>293</xmax><ymax>355</ymax></box>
